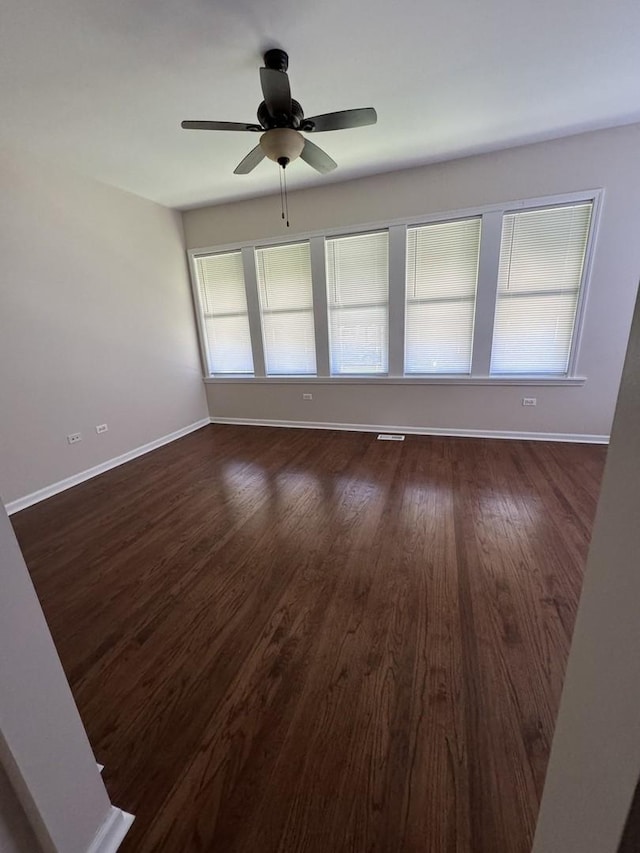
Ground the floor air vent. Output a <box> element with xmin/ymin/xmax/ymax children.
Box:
<box><xmin>377</xmin><ymin>434</ymin><xmax>405</xmax><ymax>441</ymax></box>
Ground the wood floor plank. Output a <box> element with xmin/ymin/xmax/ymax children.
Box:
<box><xmin>10</xmin><ymin>426</ymin><xmax>606</xmax><ymax>852</ymax></box>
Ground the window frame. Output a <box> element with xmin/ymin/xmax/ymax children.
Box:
<box><xmin>404</xmin><ymin>215</ymin><xmax>482</xmax><ymax>376</ymax></box>
<box><xmin>189</xmin><ymin>188</ymin><xmax>602</xmax><ymax>386</ymax></box>
<box><xmin>325</xmin><ymin>228</ymin><xmax>391</xmax><ymax>376</ymax></box>
<box><xmin>254</xmin><ymin>240</ymin><xmax>317</xmax><ymax>377</ymax></box>
<box><xmin>189</xmin><ymin>248</ymin><xmax>255</xmax><ymax>378</ymax></box>
<box><xmin>491</xmin><ymin>199</ymin><xmax>597</xmax><ymax>380</ymax></box>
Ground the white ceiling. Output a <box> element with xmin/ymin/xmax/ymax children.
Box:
<box><xmin>2</xmin><ymin>0</ymin><xmax>639</xmax><ymax>210</ymax></box>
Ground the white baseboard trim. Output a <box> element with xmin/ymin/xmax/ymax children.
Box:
<box><xmin>5</xmin><ymin>418</ymin><xmax>210</xmax><ymax>515</ymax></box>
<box><xmin>86</xmin><ymin>806</ymin><xmax>134</xmax><ymax>853</ymax></box>
<box><xmin>209</xmin><ymin>417</ymin><xmax>610</xmax><ymax>445</ymax></box>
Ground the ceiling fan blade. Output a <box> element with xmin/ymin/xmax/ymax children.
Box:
<box><xmin>233</xmin><ymin>144</ymin><xmax>266</xmax><ymax>175</ymax></box>
<box><xmin>304</xmin><ymin>108</ymin><xmax>377</xmax><ymax>132</ymax></box>
<box><xmin>260</xmin><ymin>67</ymin><xmax>292</xmax><ymax>117</ymax></box>
<box><xmin>300</xmin><ymin>139</ymin><xmax>337</xmax><ymax>174</ymax></box>
<box><xmin>181</xmin><ymin>120</ymin><xmax>261</xmax><ymax>132</ymax></box>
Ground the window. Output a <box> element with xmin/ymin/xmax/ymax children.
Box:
<box><xmin>194</xmin><ymin>251</ymin><xmax>254</xmax><ymax>375</ymax></box>
<box><xmin>405</xmin><ymin>218</ymin><xmax>481</xmax><ymax>374</ymax></box>
<box><xmin>190</xmin><ymin>192</ymin><xmax>597</xmax><ymax>385</ymax></box>
<box><xmin>325</xmin><ymin>231</ymin><xmax>389</xmax><ymax>374</ymax></box>
<box><xmin>491</xmin><ymin>203</ymin><xmax>593</xmax><ymax>375</ymax></box>
<box><xmin>255</xmin><ymin>242</ymin><xmax>316</xmax><ymax>375</ymax></box>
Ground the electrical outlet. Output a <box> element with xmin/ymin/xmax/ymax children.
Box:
<box><xmin>303</xmin><ymin>393</ymin><xmax>313</xmax><ymax>401</ymax></box>
<box><xmin>522</xmin><ymin>397</ymin><xmax>537</xmax><ymax>407</ymax></box>
<box><xmin>67</xmin><ymin>433</ymin><xmax>82</xmax><ymax>444</ymax></box>
<box><xmin>96</xmin><ymin>423</ymin><xmax>108</xmax><ymax>434</ymax></box>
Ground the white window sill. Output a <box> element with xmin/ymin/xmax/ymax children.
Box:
<box><xmin>204</xmin><ymin>375</ymin><xmax>586</xmax><ymax>387</ymax></box>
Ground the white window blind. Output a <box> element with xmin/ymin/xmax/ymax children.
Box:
<box><xmin>325</xmin><ymin>231</ymin><xmax>389</xmax><ymax>374</ymax></box>
<box><xmin>194</xmin><ymin>251</ymin><xmax>254</xmax><ymax>375</ymax></box>
<box><xmin>491</xmin><ymin>203</ymin><xmax>592</xmax><ymax>375</ymax></box>
<box><xmin>255</xmin><ymin>242</ymin><xmax>317</xmax><ymax>375</ymax></box>
<box><xmin>405</xmin><ymin>218</ymin><xmax>481</xmax><ymax>374</ymax></box>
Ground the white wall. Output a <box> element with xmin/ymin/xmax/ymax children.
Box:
<box><xmin>532</xmin><ymin>285</ymin><xmax>640</xmax><ymax>852</ymax></box>
<box><xmin>183</xmin><ymin>123</ymin><xmax>640</xmax><ymax>439</ymax></box>
<box><xmin>0</xmin><ymin>148</ymin><xmax>207</xmax><ymax>507</ymax></box>
<box><xmin>0</xmin><ymin>498</ymin><xmax>118</xmax><ymax>853</ymax></box>
<box><xmin>0</xmin><ymin>764</ymin><xmax>40</xmax><ymax>853</ymax></box>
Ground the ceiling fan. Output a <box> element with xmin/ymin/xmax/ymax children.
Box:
<box><xmin>181</xmin><ymin>48</ymin><xmax>377</xmax><ymax>176</ymax></box>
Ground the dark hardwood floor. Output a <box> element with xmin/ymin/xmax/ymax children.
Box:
<box><xmin>11</xmin><ymin>425</ymin><xmax>606</xmax><ymax>852</ymax></box>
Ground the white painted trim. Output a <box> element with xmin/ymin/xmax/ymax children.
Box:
<box><xmin>387</xmin><ymin>224</ymin><xmax>407</xmax><ymax>377</ymax></box>
<box><xmin>309</xmin><ymin>236</ymin><xmax>330</xmax><ymax>377</ymax></box>
<box><xmin>567</xmin><ymin>190</ymin><xmax>604</xmax><ymax>376</ymax></box>
<box><xmin>5</xmin><ymin>419</ymin><xmax>210</xmax><ymax>515</ymax></box>
<box><xmin>187</xmin><ymin>251</ymin><xmax>214</xmax><ymax>377</ymax></box>
<box><xmin>242</xmin><ymin>246</ymin><xmax>266</xmax><ymax>378</ymax></box>
<box><xmin>471</xmin><ymin>210</ymin><xmax>503</xmax><ymax>376</ymax></box>
<box><xmin>204</xmin><ymin>375</ymin><xmax>587</xmax><ymax>386</ymax></box>
<box><xmin>86</xmin><ymin>807</ymin><xmax>134</xmax><ymax>853</ymax></box>
<box><xmin>209</xmin><ymin>416</ymin><xmax>609</xmax><ymax>445</ymax></box>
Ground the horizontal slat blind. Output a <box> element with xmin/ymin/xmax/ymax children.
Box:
<box><xmin>194</xmin><ymin>252</ymin><xmax>254</xmax><ymax>375</ymax></box>
<box><xmin>326</xmin><ymin>231</ymin><xmax>389</xmax><ymax>374</ymax></box>
<box><xmin>405</xmin><ymin>218</ymin><xmax>481</xmax><ymax>374</ymax></box>
<box><xmin>255</xmin><ymin>242</ymin><xmax>317</xmax><ymax>375</ymax></box>
<box><xmin>491</xmin><ymin>203</ymin><xmax>592</xmax><ymax>375</ymax></box>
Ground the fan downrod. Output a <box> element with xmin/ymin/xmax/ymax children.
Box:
<box><xmin>264</xmin><ymin>48</ymin><xmax>289</xmax><ymax>72</ymax></box>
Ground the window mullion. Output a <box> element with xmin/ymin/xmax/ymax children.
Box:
<box><xmin>310</xmin><ymin>237</ymin><xmax>330</xmax><ymax>377</ymax></box>
<box><xmin>471</xmin><ymin>210</ymin><xmax>503</xmax><ymax>377</ymax></box>
<box><xmin>388</xmin><ymin>225</ymin><xmax>407</xmax><ymax>377</ymax></box>
<box><xmin>241</xmin><ymin>246</ymin><xmax>266</xmax><ymax>377</ymax></box>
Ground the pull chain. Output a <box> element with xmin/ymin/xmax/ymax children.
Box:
<box><xmin>283</xmin><ymin>167</ymin><xmax>290</xmax><ymax>228</ymax></box>
<box><xmin>279</xmin><ymin>167</ymin><xmax>285</xmax><ymax>223</ymax></box>
<box><xmin>277</xmin><ymin>161</ymin><xmax>291</xmax><ymax>229</ymax></box>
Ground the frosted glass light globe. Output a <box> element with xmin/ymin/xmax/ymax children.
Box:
<box><xmin>260</xmin><ymin>128</ymin><xmax>305</xmax><ymax>165</ymax></box>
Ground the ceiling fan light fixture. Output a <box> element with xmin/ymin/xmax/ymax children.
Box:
<box><xmin>181</xmin><ymin>48</ymin><xmax>377</xmax><ymax>182</ymax></box>
<box><xmin>260</xmin><ymin>128</ymin><xmax>305</xmax><ymax>167</ymax></box>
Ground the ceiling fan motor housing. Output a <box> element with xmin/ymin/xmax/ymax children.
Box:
<box><xmin>257</xmin><ymin>99</ymin><xmax>304</xmax><ymax>129</ymax></box>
